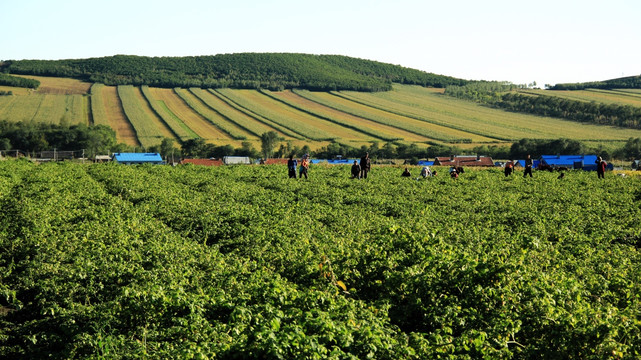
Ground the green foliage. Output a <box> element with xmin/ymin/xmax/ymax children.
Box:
<box><xmin>0</xmin><ymin>73</ymin><xmax>39</xmax><ymax>89</ymax></box>
<box><xmin>509</xmin><ymin>138</ymin><xmax>585</xmax><ymax>159</ymax></box>
<box><xmin>260</xmin><ymin>131</ymin><xmax>281</xmax><ymax>159</ymax></box>
<box><xmin>0</xmin><ymin>162</ymin><xmax>640</xmax><ymax>358</ymax></box>
<box><xmin>0</xmin><ymin>120</ymin><xmax>116</xmax><ymax>156</ymax></box>
<box><xmin>0</xmin><ymin>54</ymin><xmax>468</xmax><ymax>92</ymax></box>
<box><xmin>550</xmin><ymin>75</ymin><xmax>641</xmax><ymax>90</ymax></box>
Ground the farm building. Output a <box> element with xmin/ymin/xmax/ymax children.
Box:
<box><xmin>434</xmin><ymin>155</ymin><xmax>494</xmax><ymax>167</ymax></box>
<box><xmin>538</xmin><ymin>155</ymin><xmax>612</xmax><ymax>171</ymax></box>
<box><xmin>180</xmin><ymin>159</ymin><xmax>224</xmax><ymax>166</ymax></box>
<box><xmin>112</xmin><ymin>153</ymin><xmax>164</xmax><ymax>165</ymax></box>
<box><xmin>223</xmin><ymin>156</ymin><xmax>251</xmax><ymax>165</ymax></box>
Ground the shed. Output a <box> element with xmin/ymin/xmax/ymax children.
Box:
<box><xmin>223</xmin><ymin>156</ymin><xmax>251</xmax><ymax>165</ymax></box>
<box><xmin>434</xmin><ymin>155</ymin><xmax>494</xmax><ymax>167</ymax></box>
<box><xmin>112</xmin><ymin>153</ymin><xmax>164</xmax><ymax>165</ymax></box>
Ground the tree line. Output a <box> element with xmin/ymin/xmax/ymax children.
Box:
<box><xmin>3</xmin><ymin>122</ymin><xmax>639</xmax><ymax>162</ymax></box>
<box><xmin>550</xmin><ymin>75</ymin><xmax>641</xmax><ymax>90</ymax></box>
<box><xmin>0</xmin><ymin>54</ymin><xmax>468</xmax><ymax>92</ymax></box>
<box><xmin>0</xmin><ymin>73</ymin><xmax>40</xmax><ymax>89</ymax></box>
<box><xmin>0</xmin><ymin>121</ymin><xmax>119</xmax><ymax>157</ymax></box>
<box><xmin>445</xmin><ymin>81</ymin><xmax>641</xmax><ymax>129</ymax></box>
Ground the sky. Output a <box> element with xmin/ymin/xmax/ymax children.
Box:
<box><xmin>1</xmin><ymin>0</ymin><xmax>639</xmax><ymax>87</ymax></box>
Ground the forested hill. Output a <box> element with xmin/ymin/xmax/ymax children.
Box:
<box><xmin>0</xmin><ymin>53</ymin><xmax>468</xmax><ymax>92</ymax></box>
<box><xmin>550</xmin><ymin>74</ymin><xmax>641</xmax><ymax>90</ymax></box>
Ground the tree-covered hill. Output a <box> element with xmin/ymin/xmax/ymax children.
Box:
<box><xmin>0</xmin><ymin>53</ymin><xmax>468</xmax><ymax>92</ymax></box>
<box><xmin>550</xmin><ymin>74</ymin><xmax>641</xmax><ymax>90</ymax></box>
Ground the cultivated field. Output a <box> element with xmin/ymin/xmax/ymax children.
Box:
<box><xmin>1</xmin><ymin>160</ymin><xmax>639</xmax><ymax>358</ymax></box>
<box><xmin>2</xmin><ymin>77</ymin><xmax>641</xmax><ymax>150</ymax></box>
<box><xmin>117</xmin><ymin>85</ymin><xmax>174</xmax><ymax>148</ymax></box>
<box><xmin>522</xmin><ymin>88</ymin><xmax>641</xmax><ymax>107</ymax></box>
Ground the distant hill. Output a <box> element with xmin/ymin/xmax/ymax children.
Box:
<box><xmin>550</xmin><ymin>75</ymin><xmax>641</xmax><ymax>90</ymax></box>
<box><xmin>0</xmin><ymin>53</ymin><xmax>468</xmax><ymax>92</ymax></box>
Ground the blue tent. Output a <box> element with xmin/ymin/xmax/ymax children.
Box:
<box><xmin>417</xmin><ymin>160</ymin><xmax>434</xmax><ymax>166</ymax></box>
<box><xmin>539</xmin><ymin>155</ymin><xmax>607</xmax><ymax>170</ymax></box>
<box><xmin>112</xmin><ymin>153</ymin><xmax>164</xmax><ymax>165</ymax></box>
<box><xmin>516</xmin><ymin>160</ymin><xmax>540</xmax><ymax>168</ymax></box>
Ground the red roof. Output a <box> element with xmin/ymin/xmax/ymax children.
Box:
<box><xmin>180</xmin><ymin>159</ymin><xmax>223</xmax><ymax>166</ymax></box>
<box><xmin>434</xmin><ymin>156</ymin><xmax>494</xmax><ymax>167</ymax></box>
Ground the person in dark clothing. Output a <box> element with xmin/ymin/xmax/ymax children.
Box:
<box><xmin>360</xmin><ymin>153</ymin><xmax>371</xmax><ymax>179</ymax></box>
<box><xmin>596</xmin><ymin>156</ymin><xmax>607</xmax><ymax>179</ymax></box>
<box><xmin>287</xmin><ymin>155</ymin><xmax>297</xmax><ymax>178</ymax></box>
<box><xmin>524</xmin><ymin>154</ymin><xmax>533</xmax><ymax>178</ymax></box>
<box><xmin>504</xmin><ymin>160</ymin><xmax>514</xmax><ymax>177</ymax></box>
<box><xmin>351</xmin><ymin>160</ymin><xmax>361</xmax><ymax>179</ymax></box>
<box><xmin>401</xmin><ymin>167</ymin><xmax>411</xmax><ymax>177</ymax></box>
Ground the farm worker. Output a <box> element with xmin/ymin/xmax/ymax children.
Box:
<box><xmin>287</xmin><ymin>155</ymin><xmax>297</xmax><ymax>178</ymax></box>
<box><xmin>504</xmin><ymin>160</ymin><xmax>514</xmax><ymax>177</ymax></box>
<box><xmin>523</xmin><ymin>154</ymin><xmax>533</xmax><ymax>178</ymax></box>
<box><xmin>299</xmin><ymin>154</ymin><xmax>310</xmax><ymax>179</ymax></box>
<box><xmin>420</xmin><ymin>166</ymin><xmax>432</xmax><ymax>178</ymax></box>
<box><xmin>596</xmin><ymin>156</ymin><xmax>607</xmax><ymax>179</ymax></box>
<box><xmin>450</xmin><ymin>166</ymin><xmax>459</xmax><ymax>179</ymax></box>
<box><xmin>360</xmin><ymin>153</ymin><xmax>371</xmax><ymax>179</ymax></box>
<box><xmin>401</xmin><ymin>167</ymin><xmax>411</xmax><ymax>177</ymax></box>
<box><xmin>351</xmin><ymin>160</ymin><xmax>361</xmax><ymax>179</ymax></box>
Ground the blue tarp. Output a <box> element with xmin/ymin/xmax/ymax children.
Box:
<box><xmin>417</xmin><ymin>161</ymin><xmax>434</xmax><ymax>166</ymax></box>
<box><xmin>112</xmin><ymin>153</ymin><xmax>164</xmax><ymax>164</ymax></box>
<box><xmin>539</xmin><ymin>155</ymin><xmax>604</xmax><ymax>170</ymax></box>
<box><xmin>516</xmin><ymin>160</ymin><xmax>541</xmax><ymax>168</ymax></box>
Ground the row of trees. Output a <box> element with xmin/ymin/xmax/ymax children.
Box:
<box><xmin>444</xmin><ymin>81</ymin><xmax>641</xmax><ymax>129</ymax></box>
<box><xmin>0</xmin><ymin>121</ymin><xmax>120</xmax><ymax>157</ymax></box>
<box><xmin>0</xmin><ymin>73</ymin><xmax>40</xmax><ymax>89</ymax></box>
<box><xmin>3</xmin><ymin>122</ymin><xmax>639</xmax><ymax>162</ymax></box>
<box><xmin>550</xmin><ymin>75</ymin><xmax>641</xmax><ymax>90</ymax></box>
<box><xmin>1</xmin><ymin>54</ymin><xmax>468</xmax><ymax>92</ymax></box>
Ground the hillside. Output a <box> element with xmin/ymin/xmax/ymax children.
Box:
<box><xmin>0</xmin><ymin>53</ymin><xmax>468</xmax><ymax>92</ymax></box>
<box><xmin>2</xmin><ymin>74</ymin><xmax>641</xmax><ymax>155</ymax></box>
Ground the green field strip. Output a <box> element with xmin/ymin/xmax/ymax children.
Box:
<box><xmin>259</xmin><ymin>89</ymin><xmax>400</xmax><ymax>142</ymax></box>
<box><xmin>117</xmin><ymin>85</ymin><xmax>174</xmax><ymax>148</ymax></box>
<box><xmin>216</xmin><ymin>89</ymin><xmax>380</xmax><ymax>142</ymax></box>
<box><xmin>182</xmin><ymin>88</ymin><xmax>267</xmax><ymax>139</ymax></box>
<box><xmin>90</xmin><ymin>83</ymin><xmax>109</xmax><ymax>126</ymax></box>
<box><xmin>521</xmin><ymin>89</ymin><xmax>641</xmax><ymax>107</ymax></box>
<box><xmin>333</xmin><ymin>90</ymin><xmax>511</xmax><ymax>142</ymax></box>
<box><xmin>141</xmin><ymin>85</ymin><xmax>198</xmax><ymax>141</ymax></box>
<box><xmin>209</xmin><ymin>89</ymin><xmax>306</xmax><ymax>140</ymax></box>
<box><xmin>292</xmin><ymin>89</ymin><xmax>476</xmax><ymax>143</ymax></box>
<box><xmin>369</xmin><ymin>87</ymin><xmax>556</xmax><ymax>139</ymax></box>
<box><xmin>394</xmin><ymin>85</ymin><xmax>641</xmax><ymax>140</ymax></box>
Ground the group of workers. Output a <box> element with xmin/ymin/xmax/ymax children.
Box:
<box><xmin>288</xmin><ymin>153</ymin><xmax>610</xmax><ymax>180</ymax></box>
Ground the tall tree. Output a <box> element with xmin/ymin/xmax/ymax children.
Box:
<box><xmin>260</xmin><ymin>131</ymin><xmax>281</xmax><ymax>159</ymax></box>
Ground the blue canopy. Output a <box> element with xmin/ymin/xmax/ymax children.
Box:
<box><xmin>112</xmin><ymin>153</ymin><xmax>164</xmax><ymax>164</ymax></box>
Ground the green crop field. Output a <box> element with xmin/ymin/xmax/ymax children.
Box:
<box><xmin>0</xmin><ymin>160</ymin><xmax>639</xmax><ymax>358</ymax></box>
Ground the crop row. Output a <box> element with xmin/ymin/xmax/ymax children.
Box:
<box><xmin>140</xmin><ymin>85</ymin><xmax>198</xmax><ymax>141</ymax></box>
<box><xmin>117</xmin><ymin>85</ymin><xmax>173</xmax><ymax>147</ymax></box>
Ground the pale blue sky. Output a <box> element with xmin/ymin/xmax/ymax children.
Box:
<box><xmin>1</xmin><ymin>0</ymin><xmax>639</xmax><ymax>87</ymax></box>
